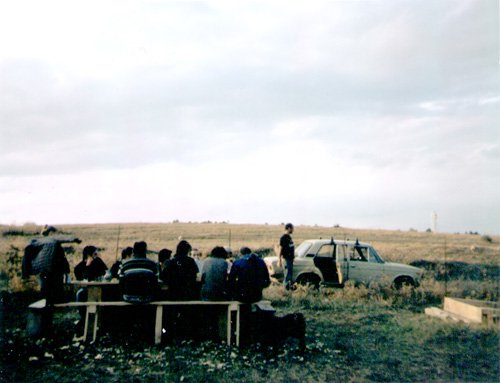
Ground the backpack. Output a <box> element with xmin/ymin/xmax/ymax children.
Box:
<box><xmin>119</xmin><ymin>258</ymin><xmax>159</xmax><ymax>304</ymax></box>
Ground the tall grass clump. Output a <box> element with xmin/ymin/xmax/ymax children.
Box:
<box><xmin>3</xmin><ymin>245</ymin><xmax>38</xmax><ymax>292</ymax></box>
<box><xmin>264</xmin><ymin>276</ymin><xmax>495</xmax><ymax>314</ymax></box>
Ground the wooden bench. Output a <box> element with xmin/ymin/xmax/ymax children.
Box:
<box><xmin>28</xmin><ymin>299</ymin><xmax>248</xmax><ymax>345</ymax></box>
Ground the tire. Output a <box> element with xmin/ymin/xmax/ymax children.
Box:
<box><xmin>296</xmin><ymin>274</ymin><xmax>321</xmax><ymax>289</ymax></box>
<box><xmin>393</xmin><ymin>276</ymin><xmax>415</xmax><ymax>289</ymax></box>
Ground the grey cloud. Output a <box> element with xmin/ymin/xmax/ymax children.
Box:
<box><xmin>1</xmin><ymin>0</ymin><xmax>497</xmax><ymax>180</ymax></box>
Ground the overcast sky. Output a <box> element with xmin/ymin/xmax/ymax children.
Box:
<box><xmin>0</xmin><ymin>0</ymin><xmax>498</xmax><ymax>234</ymax></box>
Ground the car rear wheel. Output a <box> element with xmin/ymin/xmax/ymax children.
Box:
<box><xmin>296</xmin><ymin>273</ymin><xmax>321</xmax><ymax>289</ymax></box>
<box><xmin>393</xmin><ymin>276</ymin><xmax>416</xmax><ymax>289</ymax></box>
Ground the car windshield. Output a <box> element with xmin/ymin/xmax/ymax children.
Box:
<box><xmin>295</xmin><ymin>241</ymin><xmax>313</xmax><ymax>257</ymax></box>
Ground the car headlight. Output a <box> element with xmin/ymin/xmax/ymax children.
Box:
<box><xmin>267</xmin><ymin>262</ymin><xmax>274</xmax><ymax>274</ymax></box>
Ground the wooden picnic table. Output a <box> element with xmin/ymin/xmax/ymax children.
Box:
<box><xmin>29</xmin><ymin>298</ymin><xmax>244</xmax><ymax>346</ymax></box>
<box><xmin>70</xmin><ymin>280</ymin><xmax>119</xmax><ymax>301</ymax></box>
<box><xmin>70</xmin><ymin>280</ymin><xmax>171</xmax><ymax>301</ymax></box>
<box><xmin>30</xmin><ymin>280</ymin><xmax>251</xmax><ymax>346</ymax></box>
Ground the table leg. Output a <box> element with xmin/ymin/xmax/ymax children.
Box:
<box><xmin>92</xmin><ymin>305</ymin><xmax>98</xmax><ymax>342</ymax></box>
<box><xmin>87</xmin><ymin>286</ymin><xmax>102</xmax><ymax>301</ymax></box>
<box><xmin>226</xmin><ymin>306</ymin><xmax>231</xmax><ymax>345</ymax></box>
<box><xmin>155</xmin><ymin>305</ymin><xmax>163</xmax><ymax>344</ymax></box>
<box><xmin>236</xmin><ymin>305</ymin><xmax>240</xmax><ymax>347</ymax></box>
<box><xmin>83</xmin><ymin>306</ymin><xmax>90</xmax><ymax>340</ymax></box>
<box><xmin>83</xmin><ymin>305</ymin><xmax>97</xmax><ymax>342</ymax></box>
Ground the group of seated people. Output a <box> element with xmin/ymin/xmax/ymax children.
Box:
<box><xmin>72</xmin><ymin>240</ymin><xmax>306</xmax><ymax>348</ymax></box>
<box><xmin>74</xmin><ymin>239</ymin><xmax>271</xmax><ymax>304</ymax></box>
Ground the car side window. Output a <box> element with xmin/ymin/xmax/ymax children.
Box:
<box><xmin>338</xmin><ymin>245</ymin><xmax>348</xmax><ymax>261</ymax></box>
<box><xmin>350</xmin><ymin>246</ymin><xmax>368</xmax><ymax>262</ymax></box>
<box><xmin>367</xmin><ymin>247</ymin><xmax>382</xmax><ymax>263</ymax></box>
<box><xmin>317</xmin><ymin>244</ymin><xmax>335</xmax><ymax>258</ymax></box>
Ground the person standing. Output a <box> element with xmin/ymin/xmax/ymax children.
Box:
<box><xmin>22</xmin><ymin>233</ymin><xmax>81</xmax><ymax>303</ymax></box>
<box><xmin>279</xmin><ymin>223</ymin><xmax>295</xmax><ymax>290</ymax></box>
<box><xmin>22</xmin><ymin>232</ymin><xmax>81</xmax><ymax>336</ymax></box>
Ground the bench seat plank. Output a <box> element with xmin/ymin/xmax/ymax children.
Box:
<box><xmin>29</xmin><ymin>299</ymin><xmax>270</xmax><ymax>346</ymax></box>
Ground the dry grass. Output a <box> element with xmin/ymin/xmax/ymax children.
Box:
<box><xmin>2</xmin><ymin>221</ymin><xmax>499</xmax><ymax>264</ymax></box>
<box><xmin>1</xmin><ymin>222</ymin><xmax>499</xmax><ymax>298</ymax></box>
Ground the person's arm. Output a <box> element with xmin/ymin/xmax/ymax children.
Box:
<box><xmin>22</xmin><ymin>244</ymin><xmax>38</xmax><ymax>278</ymax></box>
<box><xmin>62</xmin><ymin>257</ymin><xmax>71</xmax><ymax>283</ymax></box>
<box><xmin>159</xmin><ymin>262</ymin><xmax>170</xmax><ymax>283</ymax></box>
<box><xmin>92</xmin><ymin>257</ymin><xmax>108</xmax><ymax>279</ymax></box>
<box><xmin>278</xmin><ymin>234</ymin><xmax>287</xmax><ymax>267</ymax></box>
<box><xmin>53</xmin><ymin>236</ymin><xmax>82</xmax><ymax>244</ymax></box>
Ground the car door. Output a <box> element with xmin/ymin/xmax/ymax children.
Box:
<box><xmin>366</xmin><ymin>246</ymin><xmax>386</xmax><ymax>283</ymax></box>
<box><xmin>336</xmin><ymin>244</ymin><xmax>349</xmax><ymax>284</ymax></box>
<box><xmin>347</xmin><ymin>245</ymin><xmax>384</xmax><ymax>284</ymax></box>
<box><xmin>313</xmin><ymin>243</ymin><xmax>340</xmax><ymax>284</ymax></box>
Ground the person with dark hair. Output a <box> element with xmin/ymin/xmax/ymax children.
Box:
<box><xmin>118</xmin><ymin>241</ymin><xmax>159</xmax><ymax>303</ymax></box>
<box><xmin>200</xmin><ymin>246</ymin><xmax>228</xmax><ymax>301</ymax></box>
<box><xmin>159</xmin><ymin>240</ymin><xmax>200</xmax><ymax>342</ymax></box>
<box><xmin>74</xmin><ymin>246</ymin><xmax>108</xmax><ymax>282</ymax></box>
<box><xmin>106</xmin><ymin>246</ymin><xmax>133</xmax><ymax>280</ymax></box>
<box><xmin>74</xmin><ymin>246</ymin><xmax>108</xmax><ymax>325</ymax></box>
<box><xmin>158</xmin><ymin>248</ymin><xmax>172</xmax><ymax>273</ymax></box>
<box><xmin>228</xmin><ymin>246</ymin><xmax>270</xmax><ymax>303</ymax></box>
<box><xmin>132</xmin><ymin>241</ymin><xmax>148</xmax><ymax>258</ymax></box>
<box><xmin>160</xmin><ymin>240</ymin><xmax>199</xmax><ymax>300</ymax></box>
<box><xmin>279</xmin><ymin>223</ymin><xmax>295</xmax><ymax>290</ymax></box>
<box><xmin>22</xmin><ymin>234</ymin><xmax>81</xmax><ymax>304</ymax></box>
<box><xmin>22</xmin><ymin>233</ymin><xmax>81</xmax><ymax>336</ymax></box>
<box><xmin>41</xmin><ymin>225</ymin><xmax>57</xmax><ymax>236</ymax></box>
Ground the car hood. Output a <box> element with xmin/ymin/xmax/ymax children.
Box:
<box><xmin>384</xmin><ymin>262</ymin><xmax>423</xmax><ymax>274</ymax></box>
<box><xmin>264</xmin><ymin>256</ymin><xmax>279</xmax><ymax>264</ymax></box>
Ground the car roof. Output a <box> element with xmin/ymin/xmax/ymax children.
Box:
<box><xmin>303</xmin><ymin>239</ymin><xmax>371</xmax><ymax>247</ymax></box>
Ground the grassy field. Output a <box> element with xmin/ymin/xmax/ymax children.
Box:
<box><xmin>1</xmin><ymin>222</ymin><xmax>499</xmax><ymax>382</ymax></box>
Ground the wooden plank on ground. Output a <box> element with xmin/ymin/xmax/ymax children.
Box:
<box><xmin>444</xmin><ymin>297</ymin><xmax>482</xmax><ymax>323</ymax></box>
<box><xmin>425</xmin><ymin>307</ymin><xmax>474</xmax><ymax>324</ymax></box>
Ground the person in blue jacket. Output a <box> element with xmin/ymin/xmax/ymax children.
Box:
<box><xmin>228</xmin><ymin>247</ymin><xmax>270</xmax><ymax>303</ymax></box>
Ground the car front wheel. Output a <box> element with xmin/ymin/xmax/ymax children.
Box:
<box><xmin>393</xmin><ymin>276</ymin><xmax>416</xmax><ymax>289</ymax></box>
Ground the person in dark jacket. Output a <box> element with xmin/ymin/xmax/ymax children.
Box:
<box><xmin>74</xmin><ymin>246</ymin><xmax>108</xmax><ymax>281</ymax></box>
<box><xmin>160</xmin><ymin>240</ymin><xmax>199</xmax><ymax>300</ymax></box>
<box><xmin>22</xmin><ymin>234</ymin><xmax>81</xmax><ymax>303</ymax></box>
<box><xmin>228</xmin><ymin>247</ymin><xmax>270</xmax><ymax>303</ymax></box>
<box><xmin>159</xmin><ymin>240</ymin><xmax>200</xmax><ymax>342</ymax></box>
<box><xmin>106</xmin><ymin>246</ymin><xmax>133</xmax><ymax>280</ymax></box>
<box><xmin>158</xmin><ymin>248</ymin><xmax>172</xmax><ymax>274</ymax></box>
<box><xmin>74</xmin><ymin>245</ymin><xmax>108</xmax><ymax>322</ymax></box>
<box><xmin>279</xmin><ymin>223</ymin><xmax>295</xmax><ymax>290</ymax></box>
<box><xmin>118</xmin><ymin>241</ymin><xmax>159</xmax><ymax>303</ymax></box>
